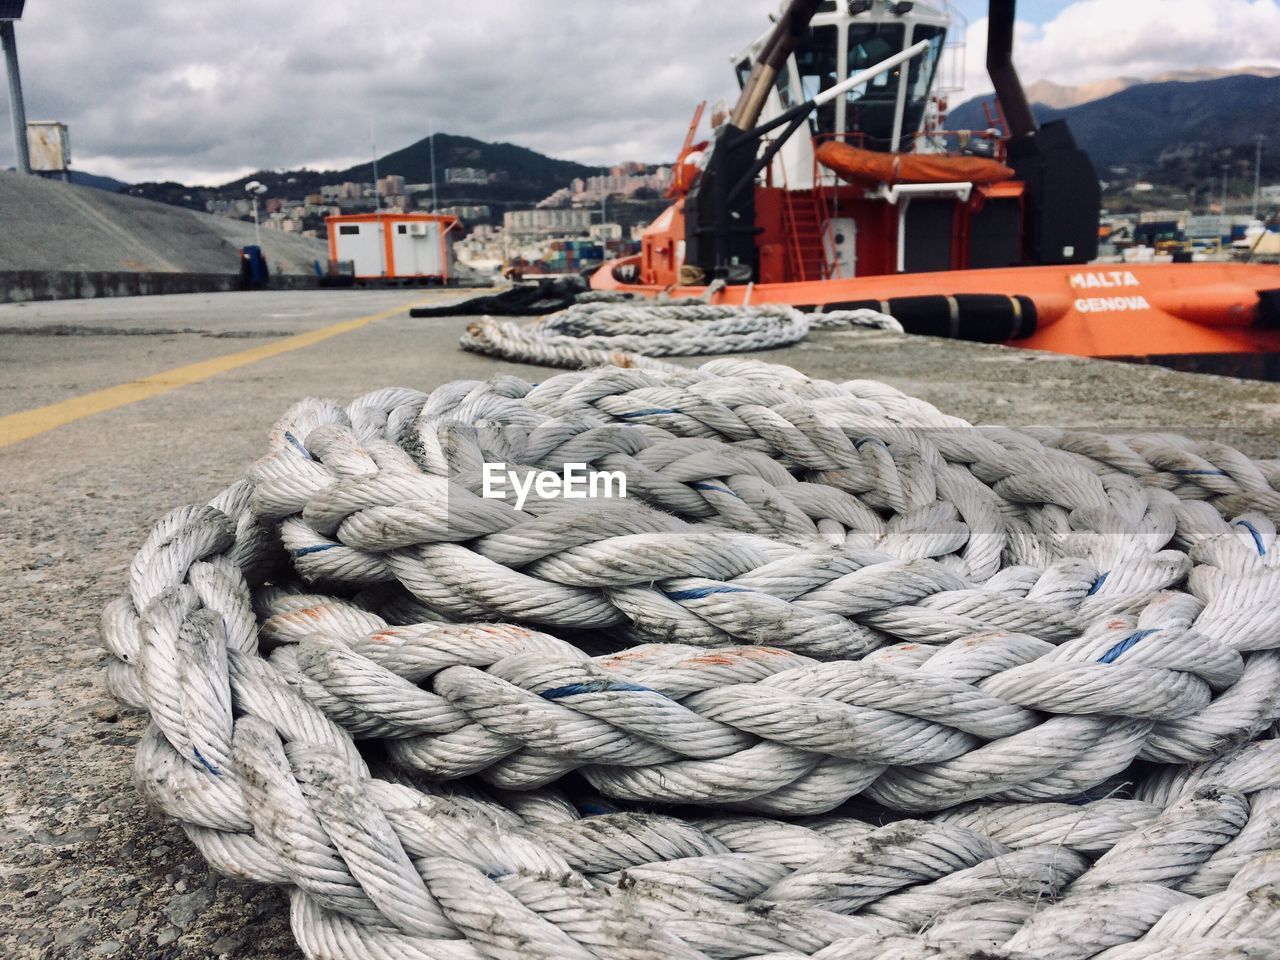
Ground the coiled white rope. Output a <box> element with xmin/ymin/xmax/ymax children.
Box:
<box><xmin>460</xmin><ymin>296</ymin><xmax>903</xmax><ymax>370</ymax></box>
<box><xmin>102</xmin><ymin>357</ymin><xmax>1280</xmax><ymax>959</ymax></box>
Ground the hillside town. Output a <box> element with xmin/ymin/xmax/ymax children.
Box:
<box><xmin>201</xmin><ymin>160</ymin><xmax>675</xmax><ymax>276</ymax></box>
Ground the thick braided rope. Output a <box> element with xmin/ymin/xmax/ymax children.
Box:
<box><xmin>102</xmin><ymin>359</ymin><xmax>1280</xmax><ymax>959</ymax></box>
<box><xmin>460</xmin><ymin>299</ymin><xmax>903</xmax><ymax>370</ymax></box>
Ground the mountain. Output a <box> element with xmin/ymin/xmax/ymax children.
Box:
<box><xmin>947</xmin><ymin>74</ymin><xmax>1280</xmax><ymax>171</ymax></box>
<box><xmin>210</xmin><ymin>133</ymin><xmax>606</xmax><ymax>206</ymax></box>
<box><xmin>127</xmin><ymin>132</ymin><xmax>610</xmax><ymax>217</ymax></box>
<box><xmin>69</xmin><ymin>170</ymin><xmax>129</xmax><ymax>192</ymax></box>
<box><xmin>334</xmin><ymin>133</ymin><xmax>605</xmax><ymax>199</ymax></box>
<box><xmin>1019</xmin><ymin>67</ymin><xmax>1280</xmax><ymax>110</ymax></box>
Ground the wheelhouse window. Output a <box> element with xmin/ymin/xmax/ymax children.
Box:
<box><xmin>901</xmin><ymin>25</ymin><xmax>947</xmax><ymax>144</ymax></box>
<box><xmin>844</xmin><ymin>22</ymin><xmax>905</xmax><ymax>148</ymax></box>
<box><xmin>796</xmin><ymin>24</ymin><xmax>839</xmax><ymax>135</ymax></box>
<box><xmin>338</xmin><ymin>225</ymin><xmax>360</xmax><ymax>235</ymax></box>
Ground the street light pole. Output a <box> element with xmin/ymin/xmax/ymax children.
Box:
<box><xmin>245</xmin><ymin>180</ymin><xmax>267</xmax><ymax>248</ymax></box>
<box><xmin>1222</xmin><ymin>163</ymin><xmax>1230</xmax><ymax>215</ymax></box>
<box><xmin>1253</xmin><ymin>134</ymin><xmax>1267</xmax><ymax>219</ymax></box>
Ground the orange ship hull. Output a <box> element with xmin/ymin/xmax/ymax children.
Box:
<box><xmin>591</xmin><ymin>258</ymin><xmax>1280</xmax><ymax>360</ymax></box>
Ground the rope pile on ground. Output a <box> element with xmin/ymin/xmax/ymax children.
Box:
<box><xmin>102</xmin><ymin>357</ymin><xmax>1280</xmax><ymax>959</ymax></box>
<box><xmin>460</xmin><ymin>296</ymin><xmax>903</xmax><ymax>370</ymax></box>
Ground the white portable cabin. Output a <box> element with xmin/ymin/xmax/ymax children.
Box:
<box><xmin>326</xmin><ymin>212</ymin><xmax>459</xmax><ymax>283</ymax></box>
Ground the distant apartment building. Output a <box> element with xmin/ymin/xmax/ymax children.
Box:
<box><xmin>445</xmin><ymin>167</ymin><xmax>489</xmax><ymax>185</ymax></box>
<box><xmin>378</xmin><ymin>175</ymin><xmax>406</xmax><ymax>196</ymax></box>
<box><xmin>589</xmin><ymin>222</ymin><xmax>624</xmax><ymax>242</ymax></box>
<box><xmin>338</xmin><ymin>181</ymin><xmax>365</xmax><ymax>199</ymax></box>
<box><xmin>571</xmin><ymin>167</ymin><xmax>673</xmax><ymax>203</ymax></box>
<box><xmin>503</xmin><ymin>208</ymin><xmax>593</xmax><ymax>237</ymax></box>
<box><xmin>439</xmin><ymin>204</ymin><xmax>491</xmax><ymax>223</ymax></box>
<box><xmin>538</xmin><ymin>187</ymin><xmax>574</xmax><ymax>209</ymax></box>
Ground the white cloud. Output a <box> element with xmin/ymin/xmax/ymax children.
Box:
<box><xmin>1</xmin><ymin>1</ymin><xmax>1276</xmax><ymax>184</ymax></box>
<box><xmin>0</xmin><ymin>0</ymin><xmax>778</xmax><ymax>183</ymax></box>
<box><xmin>955</xmin><ymin>0</ymin><xmax>1280</xmax><ymax>103</ymax></box>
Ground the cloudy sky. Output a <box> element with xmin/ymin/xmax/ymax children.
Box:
<box><xmin>0</xmin><ymin>0</ymin><xmax>1277</xmax><ymax>185</ymax></box>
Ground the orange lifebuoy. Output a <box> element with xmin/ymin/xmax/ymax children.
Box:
<box><xmin>816</xmin><ymin>141</ymin><xmax>1015</xmax><ymax>186</ymax></box>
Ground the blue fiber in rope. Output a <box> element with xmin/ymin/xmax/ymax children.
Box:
<box><xmin>1175</xmin><ymin>468</ymin><xmax>1229</xmax><ymax>478</ymax></box>
<box><xmin>284</xmin><ymin>430</ymin><xmax>313</xmax><ymax>460</ymax></box>
<box><xmin>665</xmin><ymin>585</ymin><xmax>752</xmax><ymax>601</ymax></box>
<box><xmin>291</xmin><ymin>543</ymin><xmax>336</xmax><ymax>557</ymax></box>
<box><xmin>1098</xmin><ymin>628</ymin><xmax>1159</xmax><ymax>664</ymax></box>
<box><xmin>542</xmin><ymin>680</ymin><xmax>658</xmax><ymax>700</ymax></box>
<box><xmin>1087</xmin><ymin>572</ymin><xmax>1110</xmax><ymax>596</ymax></box>
<box><xmin>1235</xmin><ymin>520</ymin><xmax>1267</xmax><ymax>556</ymax></box>
<box><xmin>617</xmin><ymin>408</ymin><xmax>679</xmax><ymax>418</ymax></box>
<box><xmin>193</xmin><ymin>747</ymin><xmax>221</xmax><ymax>777</ymax></box>
<box><xmin>854</xmin><ymin>436</ymin><xmax>888</xmax><ymax>450</ymax></box>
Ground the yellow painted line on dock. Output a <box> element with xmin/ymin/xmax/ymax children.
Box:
<box><xmin>0</xmin><ymin>298</ymin><xmax>427</xmax><ymax>448</ymax></box>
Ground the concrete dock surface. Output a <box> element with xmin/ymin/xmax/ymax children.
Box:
<box><xmin>2</xmin><ymin>289</ymin><xmax>1280</xmax><ymax>959</ymax></box>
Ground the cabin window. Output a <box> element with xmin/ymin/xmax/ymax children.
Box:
<box><xmin>774</xmin><ymin>63</ymin><xmax>796</xmax><ymax>108</ymax></box>
<box><xmin>844</xmin><ymin>22</ymin><xmax>905</xmax><ymax>148</ymax></box>
<box><xmin>397</xmin><ymin>224</ymin><xmax>408</xmax><ymax>234</ymax></box>
<box><xmin>339</xmin><ymin>225</ymin><xmax>360</xmax><ymax>235</ymax></box>
<box><xmin>901</xmin><ymin>25</ymin><xmax>947</xmax><ymax>140</ymax></box>
<box><xmin>737</xmin><ymin>55</ymin><xmax>796</xmax><ymax>107</ymax></box>
<box><xmin>796</xmin><ymin>24</ymin><xmax>840</xmax><ymax>135</ymax></box>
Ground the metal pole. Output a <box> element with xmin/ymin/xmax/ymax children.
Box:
<box><xmin>1222</xmin><ymin>163</ymin><xmax>1230</xmax><ymax>215</ymax></box>
<box><xmin>370</xmin><ymin>121</ymin><xmax>381</xmax><ymax>211</ymax></box>
<box><xmin>370</xmin><ymin>122</ymin><xmax>385</xmax><ymax>277</ymax></box>
<box><xmin>0</xmin><ymin>20</ymin><xmax>31</xmax><ymax>174</ymax></box>
<box><xmin>1253</xmin><ymin>134</ymin><xmax>1266</xmax><ymax>219</ymax></box>
<box><xmin>252</xmin><ymin>196</ymin><xmax>261</xmax><ymax>247</ymax></box>
<box><xmin>428</xmin><ymin>119</ymin><xmax>438</xmax><ymax>213</ymax></box>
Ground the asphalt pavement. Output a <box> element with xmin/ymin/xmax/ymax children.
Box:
<box><xmin>2</xmin><ymin>288</ymin><xmax>1279</xmax><ymax>959</ymax></box>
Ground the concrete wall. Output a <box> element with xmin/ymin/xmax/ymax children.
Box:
<box><xmin>0</xmin><ymin>270</ymin><xmax>318</xmax><ymax>304</ymax></box>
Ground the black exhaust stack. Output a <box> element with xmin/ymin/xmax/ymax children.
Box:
<box><xmin>986</xmin><ymin>0</ymin><xmax>1037</xmax><ymax>139</ymax></box>
<box><xmin>988</xmin><ymin>0</ymin><xmax>1100</xmax><ymax>265</ymax></box>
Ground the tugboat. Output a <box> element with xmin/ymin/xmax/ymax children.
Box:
<box><xmin>590</xmin><ymin>0</ymin><xmax>1280</xmax><ymax>367</ymax></box>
